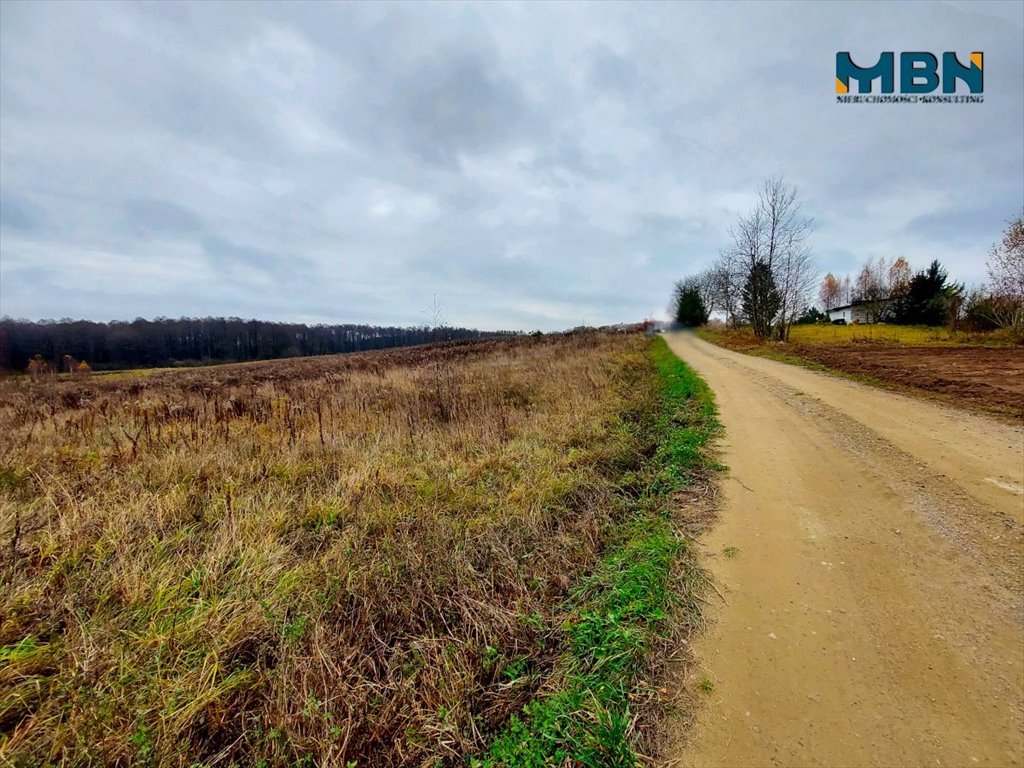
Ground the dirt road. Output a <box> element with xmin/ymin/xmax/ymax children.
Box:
<box><xmin>663</xmin><ymin>332</ymin><xmax>1024</xmax><ymax>768</ymax></box>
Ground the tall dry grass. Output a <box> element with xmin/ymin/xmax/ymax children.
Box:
<box><xmin>0</xmin><ymin>334</ymin><xmax>651</xmax><ymax>766</ymax></box>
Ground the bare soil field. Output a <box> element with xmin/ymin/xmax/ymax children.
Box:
<box><xmin>665</xmin><ymin>332</ymin><xmax>1024</xmax><ymax>767</ymax></box>
<box><xmin>703</xmin><ymin>328</ymin><xmax>1024</xmax><ymax>419</ymax></box>
<box><xmin>784</xmin><ymin>344</ymin><xmax>1024</xmax><ymax>418</ymax></box>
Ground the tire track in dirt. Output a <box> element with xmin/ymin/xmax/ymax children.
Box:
<box><xmin>663</xmin><ymin>332</ymin><xmax>1023</xmax><ymax>768</ymax></box>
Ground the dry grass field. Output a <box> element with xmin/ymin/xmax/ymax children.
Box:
<box><xmin>782</xmin><ymin>323</ymin><xmax>1018</xmax><ymax>347</ymax></box>
<box><xmin>0</xmin><ymin>334</ymin><xmax>716</xmax><ymax>766</ymax></box>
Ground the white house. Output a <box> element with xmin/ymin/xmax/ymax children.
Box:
<box><xmin>826</xmin><ymin>299</ymin><xmax>892</xmax><ymax>324</ymax></box>
<box><xmin>827</xmin><ymin>303</ymin><xmax>868</xmax><ymax>323</ymax></box>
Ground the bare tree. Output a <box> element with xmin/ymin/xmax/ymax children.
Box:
<box><xmin>889</xmin><ymin>256</ymin><xmax>912</xmax><ymax>298</ymax></box>
<box><xmin>774</xmin><ymin>242</ymin><xmax>817</xmax><ymax>340</ymax></box>
<box><xmin>755</xmin><ymin>179</ymin><xmax>816</xmax><ymax>341</ymax></box>
<box><xmin>718</xmin><ymin>178</ymin><xmax>815</xmax><ymax>340</ymax></box>
<box><xmin>694</xmin><ymin>268</ymin><xmax>719</xmax><ymax>319</ymax></box>
<box><xmin>819</xmin><ymin>273</ymin><xmax>841</xmax><ymax>311</ymax></box>
<box><xmin>742</xmin><ymin>259</ymin><xmax>780</xmax><ymax>339</ymax></box>
<box><xmin>853</xmin><ymin>256</ymin><xmax>891</xmax><ymax>322</ymax></box>
<box><xmin>981</xmin><ymin>214</ymin><xmax>1024</xmax><ymax>332</ymax></box>
<box><xmin>725</xmin><ymin>204</ymin><xmax>769</xmax><ymax>335</ymax></box>
<box><xmin>422</xmin><ymin>294</ymin><xmax>449</xmax><ymax>342</ymax></box>
<box><xmin>707</xmin><ymin>250</ymin><xmax>744</xmax><ymax>328</ymax></box>
<box><xmin>839</xmin><ymin>274</ymin><xmax>853</xmax><ymax>306</ymax></box>
<box><xmin>853</xmin><ymin>265</ymin><xmax>874</xmax><ymax>301</ymax></box>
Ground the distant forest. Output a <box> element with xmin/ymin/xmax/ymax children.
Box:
<box><xmin>0</xmin><ymin>317</ymin><xmax>518</xmax><ymax>372</ymax></box>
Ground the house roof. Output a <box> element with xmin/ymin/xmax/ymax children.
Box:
<box><xmin>827</xmin><ymin>298</ymin><xmax>892</xmax><ymax>312</ymax></box>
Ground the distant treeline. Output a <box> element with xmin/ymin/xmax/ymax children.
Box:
<box><xmin>0</xmin><ymin>317</ymin><xmax>519</xmax><ymax>372</ymax></box>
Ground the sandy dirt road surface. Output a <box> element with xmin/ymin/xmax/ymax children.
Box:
<box><xmin>663</xmin><ymin>332</ymin><xmax>1024</xmax><ymax>768</ymax></box>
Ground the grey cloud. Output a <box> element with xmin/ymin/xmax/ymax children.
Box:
<box><xmin>0</xmin><ymin>195</ymin><xmax>41</xmax><ymax>232</ymax></box>
<box><xmin>635</xmin><ymin>214</ymin><xmax>711</xmax><ymax>245</ymax></box>
<box><xmin>905</xmin><ymin>205</ymin><xmax>1012</xmax><ymax>247</ymax></box>
<box><xmin>201</xmin><ymin>235</ymin><xmax>315</xmax><ymax>284</ymax></box>
<box><xmin>587</xmin><ymin>46</ymin><xmax>642</xmax><ymax>96</ymax></box>
<box><xmin>1</xmin><ymin>1</ymin><xmax>1021</xmax><ymax>330</ymax></box>
<box><xmin>529</xmin><ymin>143</ymin><xmax>608</xmax><ymax>182</ymax></box>
<box><xmin>375</xmin><ymin>49</ymin><xmax>533</xmax><ymax>166</ymax></box>
<box><xmin>124</xmin><ymin>199</ymin><xmax>204</xmax><ymax>237</ymax></box>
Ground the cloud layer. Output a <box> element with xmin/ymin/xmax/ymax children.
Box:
<box><xmin>2</xmin><ymin>1</ymin><xmax>1022</xmax><ymax>329</ymax></box>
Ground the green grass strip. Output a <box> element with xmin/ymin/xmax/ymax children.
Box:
<box><xmin>474</xmin><ymin>336</ymin><xmax>719</xmax><ymax>767</ymax></box>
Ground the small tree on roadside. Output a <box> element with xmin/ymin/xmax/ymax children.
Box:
<box><xmin>742</xmin><ymin>260</ymin><xmax>781</xmax><ymax>340</ymax></box>
<box><xmin>754</xmin><ymin>179</ymin><xmax>816</xmax><ymax>341</ymax></box>
<box><xmin>706</xmin><ymin>253</ymin><xmax>744</xmax><ymax>328</ymax></box>
<box><xmin>714</xmin><ymin>178</ymin><xmax>814</xmax><ymax>340</ymax></box>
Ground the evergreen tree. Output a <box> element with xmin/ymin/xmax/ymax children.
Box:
<box><xmin>795</xmin><ymin>306</ymin><xmax>827</xmax><ymax>325</ymax></box>
<box><xmin>675</xmin><ymin>286</ymin><xmax>709</xmax><ymax>327</ymax></box>
<box><xmin>890</xmin><ymin>260</ymin><xmax>963</xmax><ymax>326</ymax></box>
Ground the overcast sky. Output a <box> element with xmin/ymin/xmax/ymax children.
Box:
<box><xmin>1</xmin><ymin>1</ymin><xmax>1022</xmax><ymax>330</ymax></box>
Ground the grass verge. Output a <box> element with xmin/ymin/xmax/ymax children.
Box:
<box><xmin>477</xmin><ymin>337</ymin><xmax>719</xmax><ymax>766</ymax></box>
